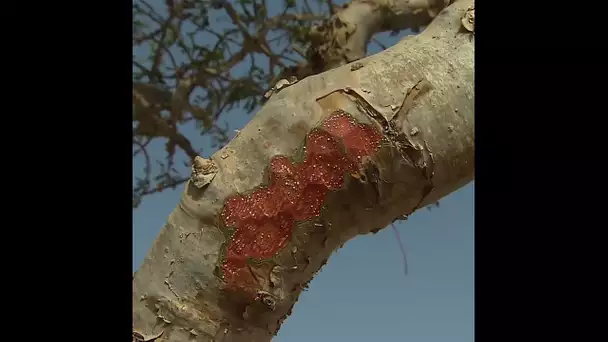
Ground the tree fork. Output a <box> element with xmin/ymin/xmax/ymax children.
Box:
<box><xmin>132</xmin><ymin>0</ymin><xmax>474</xmax><ymax>341</ymax></box>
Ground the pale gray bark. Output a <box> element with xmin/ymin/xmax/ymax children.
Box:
<box><xmin>292</xmin><ymin>0</ymin><xmax>453</xmax><ymax>76</ymax></box>
<box><xmin>132</xmin><ymin>0</ymin><xmax>474</xmax><ymax>341</ymax></box>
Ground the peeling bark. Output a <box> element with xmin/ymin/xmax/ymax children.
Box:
<box><xmin>132</xmin><ymin>0</ymin><xmax>474</xmax><ymax>341</ymax></box>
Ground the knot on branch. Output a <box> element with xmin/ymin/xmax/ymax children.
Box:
<box><xmin>461</xmin><ymin>4</ymin><xmax>474</xmax><ymax>33</ymax></box>
<box><xmin>191</xmin><ymin>156</ymin><xmax>218</xmax><ymax>188</ymax></box>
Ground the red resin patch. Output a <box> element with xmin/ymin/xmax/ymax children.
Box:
<box><xmin>299</xmin><ymin>157</ymin><xmax>346</xmax><ymax>190</ymax></box>
<box><xmin>292</xmin><ymin>184</ymin><xmax>328</xmax><ymax>221</ymax></box>
<box><xmin>320</xmin><ymin>111</ymin><xmax>358</xmax><ymax>138</ymax></box>
<box><xmin>342</xmin><ymin>124</ymin><xmax>384</xmax><ymax>161</ymax></box>
<box><xmin>220</xmin><ymin>111</ymin><xmax>382</xmax><ymax>295</ymax></box>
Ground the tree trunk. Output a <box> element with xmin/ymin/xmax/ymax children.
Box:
<box><xmin>132</xmin><ymin>0</ymin><xmax>474</xmax><ymax>341</ymax></box>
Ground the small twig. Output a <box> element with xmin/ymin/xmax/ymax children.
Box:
<box><xmin>372</xmin><ymin>37</ymin><xmax>388</xmax><ymax>50</ymax></box>
<box><xmin>133</xmin><ymin>139</ymin><xmax>152</xmax><ymax>186</ymax></box>
<box><xmin>302</xmin><ymin>0</ymin><xmax>314</xmax><ymax>14</ymax></box>
<box><xmin>290</xmin><ymin>44</ymin><xmax>307</xmax><ymax>58</ymax></box>
<box><xmin>391</xmin><ymin>223</ymin><xmax>408</xmax><ymax>276</ymax></box>
<box><xmin>139</xmin><ymin>176</ymin><xmax>190</xmax><ymax>196</ymax></box>
<box><xmin>223</xmin><ymin>2</ymin><xmax>253</xmax><ymax>39</ymax></box>
<box><xmin>326</xmin><ymin>0</ymin><xmax>336</xmax><ymax>15</ymax></box>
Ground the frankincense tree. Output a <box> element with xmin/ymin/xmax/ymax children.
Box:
<box><xmin>132</xmin><ymin>0</ymin><xmax>474</xmax><ymax>341</ymax></box>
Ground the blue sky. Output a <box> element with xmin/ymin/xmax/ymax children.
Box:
<box><xmin>133</xmin><ymin>1</ymin><xmax>474</xmax><ymax>341</ymax></box>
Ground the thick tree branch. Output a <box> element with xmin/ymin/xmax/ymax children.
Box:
<box><xmin>131</xmin><ymin>0</ymin><xmax>457</xmax><ymax>208</ymax></box>
<box><xmin>133</xmin><ymin>0</ymin><xmax>474</xmax><ymax>341</ymax></box>
<box><xmin>287</xmin><ymin>0</ymin><xmax>452</xmax><ymax>79</ymax></box>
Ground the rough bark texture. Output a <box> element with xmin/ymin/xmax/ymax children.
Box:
<box><xmin>287</xmin><ymin>0</ymin><xmax>454</xmax><ymax>79</ymax></box>
<box><xmin>132</xmin><ymin>0</ymin><xmax>474</xmax><ymax>341</ymax></box>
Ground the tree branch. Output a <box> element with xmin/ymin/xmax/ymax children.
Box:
<box><xmin>305</xmin><ymin>0</ymin><xmax>453</xmax><ymax>71</ymax></box>
<box><xmin>133</xmin><ymin>0</ymin><xmax>474</xmax><ymax>340</ymax></box>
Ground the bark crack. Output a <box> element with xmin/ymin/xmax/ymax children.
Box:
<box><xmin>389</xmin><ymin>79</ymin><xmax>436</xmax><ymax>210</ymax></box>
<box><xmin>316</xmin><ymin>83</ymin><xmax>436</xmax><ymax>213</ymax></box>
<box><xmin>164</xmin><ymin>271</ymin><xmax>180</xmax><ymax>300</ymax></box>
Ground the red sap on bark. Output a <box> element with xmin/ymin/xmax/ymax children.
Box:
<box><xmin>220</xmin><ymin>110</ymin><xmax>382</xmax><ymax>296</ymax></box>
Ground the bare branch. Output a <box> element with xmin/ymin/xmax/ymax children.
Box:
<box><xmin>133</xmin><ymin>83</ymin><xmax>199</xmax><ymax>159</ymax></box>
<box><xmin>139</xmin><ymin>176</ymin><xmax>189</xmax><ymax>196</ymax></box>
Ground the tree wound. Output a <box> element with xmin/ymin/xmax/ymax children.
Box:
<box><xmin>219</xmin><ymin>110</ymin><xmax>382</xmax><ymax>297</ymax></box>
